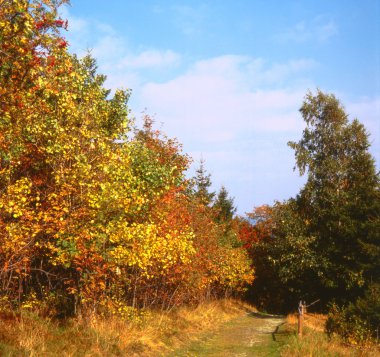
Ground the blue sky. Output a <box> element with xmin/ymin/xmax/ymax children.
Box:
<box><xmin>62</xmin><ymin>0</ymin><xmax>380</xmax><ymax>214</ymax></box>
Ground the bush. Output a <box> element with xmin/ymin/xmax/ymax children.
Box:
<box><xmin>326</xmin><ymin>283</ymin><xmax>380</xmax><ymax>345</ymax></box>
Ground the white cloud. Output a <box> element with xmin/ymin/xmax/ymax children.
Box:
<box><xmin>278</xmin><ymin>16</ymin><xmax>338</xmax><ymax>44</ymax></box>
<box><xmin>247</xmin><ymin>59</ymin><xmax>318</xmax><ymax>86</ymax></box>
<box><xmin>91</xmin><ymin>35</ymin><xmax>126</xmax><ymax>62</ymax></box>
<box><xmin>59</xmin><ymin>7</ymin><xmax>378</xmax><ymax>214</ymax></box>
<box><xmin>138</xmin><ymin>55</ymin><xmax>314</xmax><ymax>147</ymax></box>
<box><xmin>118</xmin><ymin>50</ymin><xmax>181</xmax><ymax>69</ymax></box>
<box><xmin>61</xmin><ymin>6</ymin><xmax>182</xmax><ymax>91</ymax></box>
<box><xmin>131</xmin><ymin>55</ymin><xmax>318</xmax><ymax>213</ymax></box>
<box><xmin>86</xmin><ymin>33</ymin><xmax>181</xmax><ymax>72</ymax></box>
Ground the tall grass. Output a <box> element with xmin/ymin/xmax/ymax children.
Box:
<box><xmin>0</xmin><ymin>299</ymin><xmax>255</xmax><ymax>356</ymax></box>
<box><xmin>281</xmin><ymin>313</ymin><xmax>380</xmax><ymax>357</ymax></box>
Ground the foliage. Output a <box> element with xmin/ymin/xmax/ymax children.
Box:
<box><xmin>282</xmin><ymin>313</ymin><xmax>380</xmax><ymax>356</ymax></box>
<box><xmin>184</xmin><ymin>199</ymin><xmax>253</xmax><ymax>301</ymax></box>
<box><xmin>0</xmin><ymin>0</ymin><xmax>253</xmax><ymax>317</ymax></box>
<box><xmin>288</xmin><ymin>90</ymin><xmax>380</xmax><ymax>302</ymax></box>
<box><xmin>327</xmin><ymin>283</ymin><xmax>380</xmax><ymax>344</ymax></box>
<box><xmin>246</xmin><ymin>90</ymin><xmax>380</xmax><ymax>315</ymax></box>
<box><xmin>246</xmin><ymin>202</ymin><xmax>320</xmax><ymax>312</ymax></box>
<box><xmin>213</xmin><ymin>185</ymin><xmax>236</xmax><ymax>223</ymax></box>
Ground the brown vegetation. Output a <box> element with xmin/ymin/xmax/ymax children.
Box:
<box><xmin>0</xmin><ymin>299</ymin><xmax>255</xmax><ymax>356</ymax></box>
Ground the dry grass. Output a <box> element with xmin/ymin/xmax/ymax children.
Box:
<box><xmin>0</xmin><ymin>312</ymin><xmax>51</xmax><ymax>356</ymax></box>
<box><xmin>287</xmin><ymin>312</ymin><xmax>327</xmax><ymax>332</ymax></box>
<box><xmin>282</xmin><ymin>313</ymin><xmax>380</xmax><ymax>357</ymax></box>
<box><xmin>0</xmin><ymin>299</ymin><xmax>255</xmax><ymax>356</ymax></box>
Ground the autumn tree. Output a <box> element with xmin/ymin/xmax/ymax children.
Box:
<box><xmin>0</xmin><ymin>0</ymin><xmax>254</xmax><ymax>317</ymax></box>
<box><xmin>187</xmin><ymin>165</ymin><xmax>253</xmax><ymax>300</ymax></box>
<box><xmin>114</xmin><ymin>115</ymin><xmax>196</xmax><ymax>309</ymax></box>
<box><xmin>186</xmin><ymin>200</ymin><xmax>254</xmax><ymax>300</ymax></box>
<box><xmin>0</xmin><ymin>0</ymin><xmax>136</xmax><ymax>314</ymax></box>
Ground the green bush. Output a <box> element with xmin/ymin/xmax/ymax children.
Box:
<box><xmin>326</xmin><ymin>283</ymin><xmax>380</xmax><ymax>345</ymax></box>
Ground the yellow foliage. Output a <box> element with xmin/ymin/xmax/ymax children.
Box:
<box><xmin>0</xmin><ymin>0</ymin><xmax>254</xmax><ymax>315</ymax></box>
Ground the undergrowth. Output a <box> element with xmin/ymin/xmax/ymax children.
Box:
<box><xmin>281</xmin><ymin>313</ymin><xmax>380</xmax><ymax>357</ymax></box>
<box><xmin>0</xmin><ymin>299</ymin><xmax>255</xmax><ymax>356</ymax></box>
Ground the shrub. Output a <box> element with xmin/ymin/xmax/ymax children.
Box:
<box><xmin>326</xmin><ymin>283</ymin><xmax>380</xmax><ymax>345</ymax></box>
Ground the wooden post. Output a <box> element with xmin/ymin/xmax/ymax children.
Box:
<box><xmin>298</xmin><ymin>300</ymin><xmax>305</xmax><ymax>337</ymax></box>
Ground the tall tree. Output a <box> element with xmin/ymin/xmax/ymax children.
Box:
<box><xmin>248</xmin><ymin>91</ymin><xmax>379</xmax><ymax>313</ymax></box>
<box><xmin>288</xmin><ymin>90</ymin><xmax>380</xmax><ymax>303</ymax></box>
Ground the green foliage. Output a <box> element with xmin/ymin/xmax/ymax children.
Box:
<box><xmin>265</xmin><ymin>201</ymin><xmax>319</xmax><ymax>284</ymax></box>
<box><xmin>213</xmin><ymin>185</ymin><xmax>236</xmax><ymax>223</ymax></box>
<box><xmin>288</xmin><ymin>90</ymin><xmax>380</xmax><ymax>301</ymax></box>
<box><xmin>247</xmin><ymin>201</ymin><xmax>321</xmax><ymax>312</ymax></box>
<box><xmin>248</xmin><ymin>90</ymin><xmax>380</xmax><ymax>315</ymax></box>
<box><xmin>327</xmin><ymin>283</ymin><xmax>380</xmax><ymax>344</ymax></box>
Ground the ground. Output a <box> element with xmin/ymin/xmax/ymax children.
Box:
<box><xmin>169</xmin><ymin>312</ymin><xmax>286</xmax><ymax>356</ymax></box>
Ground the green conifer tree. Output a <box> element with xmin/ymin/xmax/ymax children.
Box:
<box><xmin>213</xmin><ymin>186</ymin><xmax>236</xmax><ymax>223</ymax></box>
<box><xmin>193</xmin><ymin>159</ymin><xmax>215</xmax><ymax>206</ymax></box>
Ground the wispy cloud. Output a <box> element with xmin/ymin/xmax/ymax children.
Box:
<box><xmin>61</xmin><ymin>5</ymin><xmax>182</xmax><ymax>91</ymax></box>
<box><xmin>139</xmin><ymin>55</ymin><xmax>316</xmax><ymax>142</ymax></box>
<box><xmin>278</xmin><ymin>16</ymin><xmax>338</xmax><ymax>44</ymax></box>
<box><xmin>246</xmin><ymin>58</ymin><xmax>318</xmax><ymax>87</ymax></box>
<box><xmin>172</xmin><ymin>4</ymin><xmax>208</xmax><ymax>36</ymax></box>
<box><xmin>58</xmin><ymin>5</ymin><xmax>378</xmax><ymax>214</ymax></box>
<box><xmin>136</xmin><ymin>55</ymin><xmax>316</xmax><ymax>210</ymax></box>
<box><xmin>118</xmin><ymin>50</ymin><xmax>181</xmax><ymax>69</ymax></box>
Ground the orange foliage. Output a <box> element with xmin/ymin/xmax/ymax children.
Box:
<box><xmin>0</xmin><ymin>0</ymin><xmax>254</xmax><ymax>316</ymax></box>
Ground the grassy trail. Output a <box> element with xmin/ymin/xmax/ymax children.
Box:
<box><xmin>169</xmin><ymin>312</ymin><xmax>287</xmax><ymax>356</ymax></box>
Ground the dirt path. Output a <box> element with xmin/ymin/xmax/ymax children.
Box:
<box><xmin>169</xmin><ymin>312</ymin><xmax>286</xmax><ymax>356</ymax></box>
